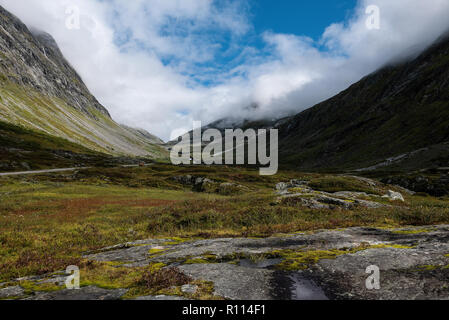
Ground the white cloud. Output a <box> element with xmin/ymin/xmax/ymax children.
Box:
<box><xmin>0</xmin><ymin>0</ymin><xmax>448</xmax><ymax>141</ymax></box>
<box><xmin>246</xmin><ymin>0</ymin><xmax>449</xmax><ymax>118</ymax></box>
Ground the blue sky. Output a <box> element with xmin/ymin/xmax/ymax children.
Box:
<box><xmin>148</xmin><ymin>0</ymin><xmax>360</xmax><ymax>86</ymax></box>
<box><xmin>252</xmin><ymin>0</ymin><xmax>358</xmax><ymax>40</ymax></box>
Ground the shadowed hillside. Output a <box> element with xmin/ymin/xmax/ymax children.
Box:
<box><xmin>278</xmin><ymin>33</ymin><xmax>449</xmax><ymax>171</ymax></box>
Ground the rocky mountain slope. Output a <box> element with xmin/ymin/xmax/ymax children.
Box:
<box><xmin>278</xmin><ymin>32</ymin><xmax>449</xmax><ymax>171</ymax></box>
<box><xmin>0</xmin><ymin>6</ymin><xmax>167</xmax><ymax>159</ymax></box>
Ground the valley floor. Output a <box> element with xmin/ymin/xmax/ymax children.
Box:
<box><xmin>0</xmin><ymin>164</ymin><xmax>448</xmax><ymax>300</ymax></box>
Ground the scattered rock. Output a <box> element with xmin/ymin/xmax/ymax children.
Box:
<box><xmin>275</xmin><ymin>182</ymin><xmax>289</xmax><ymax>191</ymax></box>
<box><xmin>382</xmin><ymin>190</ymin><xmax>405</xmax><ymax>202</ymax></box>
<box><xmin>181</xmin><ymin>284</ymin><xmax>199</xmax><ymax>294</ymax></box>
<box><xmin>275</xmin><ymin>180</ymin><xmax>308</xmax><ymax>192</ymax></box>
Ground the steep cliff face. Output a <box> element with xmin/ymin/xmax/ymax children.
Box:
<box><xmin>0</xmin><ymin>5</ymin><xmax>167</xmax><ymax>158</ymax></box>
<box><xmin>0</xmin><ymin>7</ymin><xmax>108</xmax><ymax>118</ymax></box>
<box><xmin>277</xmin><ymin>33</ymin><xmax>449</xmax><ymax>171</ymax></box>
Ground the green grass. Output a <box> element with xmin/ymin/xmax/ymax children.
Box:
<box><xmin>0</xmin><ymin>119</ymin><xmax>170</xmax><ymax>172</ymax></box>
<box><xmin>0</xmin><ymin>120</ymin><xmax>95</xmax><ymax>154</ymax></box>
<box><xmin>270</xmin><ymin>244</ymin><xmax>415</xmax><ymax>271</ymax></box>
<box><xmin>0</xmin><ymin>120</ymin><xmax>114</xmax><ymax>171</ymax></box>
<box><xmin>308</xmin><ymin>176</ymin><xmax>383</xmax><ymax>195</ymax></box>
<box><xmin>0</xmin><ymin>174</ymin><xmax>221</xmax><ymax>281</ymax></box>
<box><xmin>1</xmin><ymin>164</ymin><xmax>448</xmax><ymax>286</ymax></box>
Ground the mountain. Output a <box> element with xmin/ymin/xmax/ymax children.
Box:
<box><xmin>165</xmin><ymin>102</ymin><xmax>285</xmax><ymax>151</ymax></box>
<box><xmin>0</xmin><ymin>6</ymin><xmax>167</xmax><ymax>159</ymax></box>
<box><xmin>277</xmin><ymin>32</ymin><xmax>449</xmax><ymax>172</ymax></box>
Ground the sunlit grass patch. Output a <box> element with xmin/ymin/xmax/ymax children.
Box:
<box><xmin>392</xmin><ymin>228</ymin><xmax>435</xmax><ymax>234</ymax></box>
<box><xmin>19</xmin><ymin>280</ymin><xmax>65</xmax><ymax>294</ymax></box>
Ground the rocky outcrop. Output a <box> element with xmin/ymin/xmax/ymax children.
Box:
<box><xmin>275</xmin><ymin>179</ymin><xmax>389</xmax><ymax>210</ymax></box>
<box><xmin>0</xmin><ymin>8</ymin><xmax>107</xmax><ymax>117</ymax></box>
<box><xmin>173</xmin><ymin>175</ymin><xmax>248</xmax><ymax>195</ymax></box>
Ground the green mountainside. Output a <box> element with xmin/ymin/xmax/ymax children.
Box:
<box><xmin>0</xmin><ymin>6</ymin><xmax>167</xmax><ymax>160</ymax></box>
<box><xmin>0</xmin><ymin>120</ymin><xmax>112</xmax><ymax>171</ymax></box>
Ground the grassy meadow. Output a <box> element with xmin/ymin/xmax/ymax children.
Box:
<box><xmin>1</xmin><ymin>164</ymin><xmax>448</xmax><ymax>297</ymax></box>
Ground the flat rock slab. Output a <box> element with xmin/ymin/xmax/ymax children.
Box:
<box><xmin>23</xmin><ymin>286</ymin><xmax>128</xmax><ymax>300</ymax></box>
<box><xmin>179</xmin><ymin>263</ymin><xmax>275</xmax><ymax>300</ymax></box>
<box><xmin>148</xmin><ymin>225</ymin><xmax>449</xmax><ymax>264</ymax></box>
<box><xmin>84</xmin><ymin>239</ymin><xmax>170</xmax><ymax>265</ymax></box>
<box><xmin>313</xmin><ymin>244</ymin><xmax>449</xmax><ymax>300</ymax></box>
